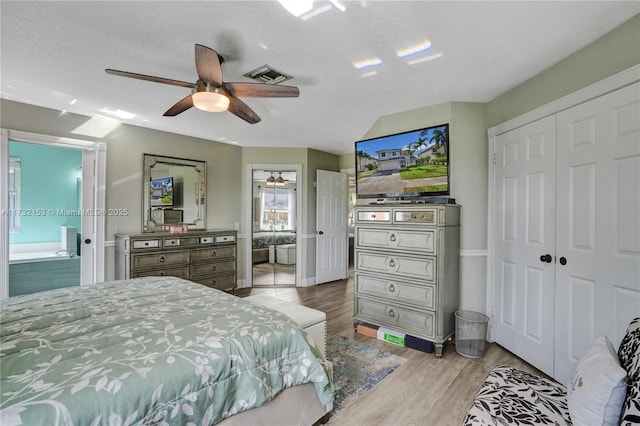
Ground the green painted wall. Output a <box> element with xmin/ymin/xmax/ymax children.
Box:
<box><xmin>487</xmin><ymin>13</ymin><xmax>640</xmax><ymax>126</ymax></box>
<box><xmin>9</xmin><ymin>141</ymin><xmax>82</xmax><ymax>243</ymax></box>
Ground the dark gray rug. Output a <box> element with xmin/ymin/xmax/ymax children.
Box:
<box><xmin>327</xmin><ymin>334</ymin><xmax>407</xmax><ymax>415</ymax></box>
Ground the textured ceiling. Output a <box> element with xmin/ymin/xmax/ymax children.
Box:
<box><xmin>1</xmin><ymin>1</ymin><xmax>638</xmax><ymax>155</ymax></box>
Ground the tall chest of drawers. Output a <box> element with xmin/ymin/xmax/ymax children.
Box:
<box><xmin>115</xmin><ymin>230</ymin><xmax>237</xmax><ymax>292</ymax></box>
<box><xmin>353</xmin><ymin>204</ymin><xmax>460</xmax><ymax>356</ymax></box>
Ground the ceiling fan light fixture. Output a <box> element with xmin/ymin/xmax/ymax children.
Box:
<box><xmin>192</xmin><ymin>90</ymin><xmax>230</xmax><ymax>112</ymax></box>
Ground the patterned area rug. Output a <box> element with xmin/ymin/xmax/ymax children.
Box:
<box><xmin>327</xmin><ymin>334</ymin><xmax>407</xmax><ymax>415</ymax></box>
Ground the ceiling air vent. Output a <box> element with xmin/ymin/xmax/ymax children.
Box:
<box><xmin>243</xmin><ymin>65</ymin><xmax>293</xmax><ymax>85</ymax></box>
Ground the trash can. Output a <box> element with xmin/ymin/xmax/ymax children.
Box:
<box><xmin>455</xmin><ymin>310</ymin><xmax>489</xmax><ymax>358</ymax></box>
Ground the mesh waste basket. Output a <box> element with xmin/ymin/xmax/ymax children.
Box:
<box><xmin>455</xmin><ymin>310</ymin><xmax>489</xmax><ymax>358</ymax></box>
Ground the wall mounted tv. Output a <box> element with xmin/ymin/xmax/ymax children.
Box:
<box><xmin>149</xmin><ymin>176</ymin><xmax>174</xmax><ymax>207</ymax></box>
<box><xmin>355</xmin><ymin>123</ymin><xmax>450</xmax><ymax>199</ymax></box>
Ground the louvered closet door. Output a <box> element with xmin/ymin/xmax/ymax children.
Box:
<box><xmin>493</xmin><ymin>115</ymin><xmax>557</xmax><ymax>377</ymax></box>
<box><xmin>554</xmin><ymin>82</ymin><xmax>640</xmax><ymax>384</ymax></box>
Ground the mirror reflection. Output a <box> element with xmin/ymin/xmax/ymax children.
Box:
<box><xmin>143</xmin><ymin>154</ymin><xmax>206</xmax><ymax>232</ymax></box>
<box><xmin>251</xmin><ymin>169</ymin><xmax>297</xmax><ymax>285</ymax></box>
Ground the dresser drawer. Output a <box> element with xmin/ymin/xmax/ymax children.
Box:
<box><xmin>355</xmin><ymin>272</ymin><xmax>435</xmax><ymax>310</ymax></box>
<box><xmin>132</xmin><ymin>266</ymin><xmax>189</xmax><ymax>279</ymax></box>
<box><xmin>356</xmin><ymin>227</ymin><xmax>436</xmax><ymax>254</ymax></box>
<box><xmin>193</xmin><ymin>273</ymin><xmax>236</xmax><ymax>291</ymax></box>
<box><xmin>215</xmin><ymin>234</ymin><xmax>236</xmax><ymax>244</ymax></box>
<box><xmin>132</xmin><ymin>250</ymin><xmax>190</xmax><ymax>270</ymax></box>
<box><xmin>354</xmin><ymin>296</ymin><xmax>435</xmax><ymax>339</ymax></box>
<box><xmin>355</xmin><ymin>251</ymin><xmax>435</xmax><ymax>283</ymax></box>
<box><xmin>131</xmin><ymin>238</ymin><xmax>161</xmax><ymax>249</ymax></box>
<box><xmin>393</xmin><ymin>208</ymin><xmax>438</xmax><ymax>225</ymax></box>
<box><xmin>191</xmin><ymin>246</ymin><xmax>236</xmax><ymax>262</ymax></box>
<box><xmin>356</xmin><ymin>209</ymin><xmax>392</xmax><ymax>224</ymax></box>
<box><xmin>190</xmin><ymin>260</ymin><xmax>236</xmax><ymax>278</ymax></box>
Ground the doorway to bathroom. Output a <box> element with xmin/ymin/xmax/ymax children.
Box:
<box><xmin>251</xmin><ymin>168</ymin><xmax>298</xmax><ymax>286</ymax></box>
<box><xmin>0</xmin><ymin>130</ymin><xmax>106</xmax><ymax>299</ymax></box>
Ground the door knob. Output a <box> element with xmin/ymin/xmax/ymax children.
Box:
<box><xmin>318</xmin><ymin>231</ymin><xmax>324</xmax><ymax>235</ymax></box>
<box><xmin>559</xmin><ymin>257</ymin><xmax>567</xmax><ymax>265</ymax></box>
<box><xmin>540</xmin><ymin>254</ymin><xmax>552</xmax><ymax>263</ymax></box>
<box><xmin>84</xmin><ymin>238</ymin><xmax>92</xmax><ymax>244</ymax></box>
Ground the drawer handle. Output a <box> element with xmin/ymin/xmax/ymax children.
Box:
<box><xmin>158</xmin><ymin>256</ymin><xmax>166</xmax><ymax>263</ymax></box>
<box><xmin>388</xmin><ymin>284</ymin><xmax>396</xmax><ymax>292</ymax></box>
<box><xmin>389</xmin><ymin>234</ymin><xmax>396</xmax><ymax>242</ymax></box>
<box><xmin>388</xmin><ymin>309</ymin><xmax>396</xmax><ymax>318</ymax></box>
<box><xmin>211</xmin><ymin>265</ymin><xmax>217</xmax><ymax>271</ymax></box>
<box><xmin>388</xmin><ymin>259</ymin><xmax>396</xmax><ymax>268</ymax></box>
<box><xmin>211</xmin><ymin>251</ymin><xmax>217</xmax><ymax>257</ymax></box>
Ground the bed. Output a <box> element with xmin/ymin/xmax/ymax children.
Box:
<box><xmin>0</xmin><ymin>277</ymin><xmax>334</xmax><ymax>425</ymax></box>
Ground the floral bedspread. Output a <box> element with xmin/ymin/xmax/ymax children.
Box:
<box><xmin>0</xmin><ymin>277</ymin><xmax>333</xmax><ymax>426</ymax></box>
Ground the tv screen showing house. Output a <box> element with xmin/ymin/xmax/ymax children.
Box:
<box><xmin>149</xmin><ymin>176</ymin><xmax>174</xmax><ymax>207</ymax></box>
<box><xmin>354</xmin><ymin>123</ymin><xmax>450</xmax><ymax>199</ymax></box>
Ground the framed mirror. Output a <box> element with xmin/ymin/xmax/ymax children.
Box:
<box><xmin>143</xmin><ymin>154</ymin><xmax>206</xmax><ymax>232</ymax></box>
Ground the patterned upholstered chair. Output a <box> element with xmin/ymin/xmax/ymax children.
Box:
<box><xmin>464</xmin><ymin>317</ymin><xmax>640</xmax><ymax>425</ymax></box>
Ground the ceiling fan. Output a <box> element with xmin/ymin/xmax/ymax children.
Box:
<box><xmin>105</xmin><ymin>44</ymin><xmax>299</xmax><ymax>124</ymax></box>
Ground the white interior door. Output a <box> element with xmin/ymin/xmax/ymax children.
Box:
<box><xmin>316</xmin><ymin>169</ymin><xmax>348</xmax><ymax>284</ymax></box>
<box><xmin>554</xmin><ymin>82</ymin><xmax>640</xmax><ymax>384</ymax></box>
<box><xmin>492</xmin><ymin>116</ymin><xmax>557</xmax><ymax>377</ymax></box>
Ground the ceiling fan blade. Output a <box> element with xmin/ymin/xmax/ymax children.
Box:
<box><xmin>225</xmin><ymin>82</ymin><xmax>300</xmax><ymax>98</ymax></box>
<box><xmin>105</xmin><ymin>69</ymin><xmax>196</xmax><ymax>89</ymax></box>
<box><xmin>163</xmin><ymin>95</ymin><xmax>194</xmax><ymax>116</ymax></box>
<box><xmin>228</xmin><ymin>96</ymin><xmax>261</xmax><ymax>124</ymax></box>
<box><xmin>195</xmin><ymin>44</ymin><xmax>223</xmax><ymax>85</ymax></box>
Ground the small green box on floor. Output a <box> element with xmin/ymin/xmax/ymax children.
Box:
<box><xmin>377</xmin><ymin>327</ymin><xmax>406</xmax><ymax>346</ymax></box>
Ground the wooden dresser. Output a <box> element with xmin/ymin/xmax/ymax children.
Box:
<box><xmin>115</xmin><ymin>230</ymin><xmax>237</xmax><ymax>292</ymax></box>
<box><xmin>353</xmin><ymin>204</ymin><xmax>460</xmax><ymax>356</ymax></box>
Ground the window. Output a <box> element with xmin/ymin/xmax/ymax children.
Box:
<box><xmin>8</xmin><ymin>157</ymin><xmax>21</xmax><ymax>232</ymax></box>
<box><xmin>261</xmin><ymin>189</ymin><xmax>294</xmax><ymax>231</ymax></box>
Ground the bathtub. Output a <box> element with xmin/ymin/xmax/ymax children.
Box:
<box><xmin>9</xmin><ymin>251</ymin><xmax>74</xmax><ymax>264</ymax></box>
<box><xmin>9</xmin><ymin>250</ymin><xmax>80</xmax><ymax>297</ymax></box>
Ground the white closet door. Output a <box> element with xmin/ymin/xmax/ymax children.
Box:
<box><xmin>554</xmin><ymin>82</ymin><xmax>640</xmax><ymax>384</ymax></box>
<box><xmin>493</xmin><ymin>115</ymin><xmax>557</xmax><ymax>376</ymax></box>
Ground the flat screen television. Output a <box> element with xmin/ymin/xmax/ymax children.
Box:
<box><xmin>149</xmin><ymin>176</ymin><xmax>174</xmax><ymax>207</ymax></box>
<box><xmin>355</xmin><ymin>123</ymin><xmax>450</xmax><ymax>199</ymax></box>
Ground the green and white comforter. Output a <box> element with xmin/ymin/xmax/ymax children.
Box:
<box><xmin>0</xmin><ymin>277</ymin><xmax>334</xmax><ymax>425</ymax></box>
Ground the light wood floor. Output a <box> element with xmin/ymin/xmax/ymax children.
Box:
<box><xmin>236</xmin><ymin>273</ymin><xmax>545</xmax><ymax>426</ymax></box>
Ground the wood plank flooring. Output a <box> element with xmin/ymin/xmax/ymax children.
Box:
<box><xmin>236</xmin><ymin>273</ymin><xmax>546</xmax><ymax>426</ymax></box>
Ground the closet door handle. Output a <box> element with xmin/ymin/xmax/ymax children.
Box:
<box><xmin>540</xmin><ymin>254</ymin><xmax>552</xmax><ymax>263</ymax></box>
<box><xmin>559</xmin><ymin>257</ymin><xmax>567</xmax><ymax>266</ymax></box>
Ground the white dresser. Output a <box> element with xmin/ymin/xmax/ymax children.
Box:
<box><xmin>353</xmin><ymin>204</ymin><xmax>460</xmax><ymax>356</ymax></box>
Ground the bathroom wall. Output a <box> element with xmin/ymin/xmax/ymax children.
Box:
<box><xmin>8</xmin><ymin>141</ymin><xmax>82</xmax><ymax>244</ymax></box>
